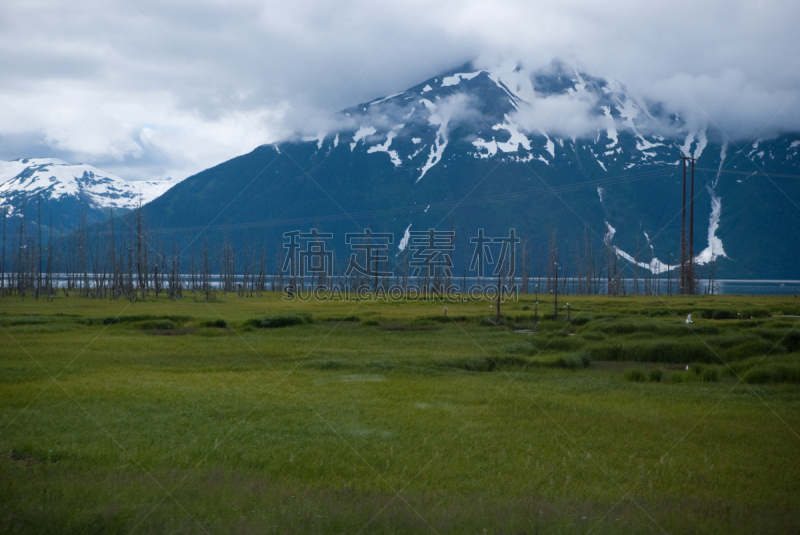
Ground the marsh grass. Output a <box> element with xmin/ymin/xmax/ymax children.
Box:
<box><xmin>0</xmin><ymin>293</ymin><xmax>798</xmax><ymax>533</ymax></box>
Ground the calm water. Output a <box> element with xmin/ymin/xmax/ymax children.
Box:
<box><xmin>706</xmin><ymin>280</ymin><xmax>800</xmax><ymax>295</ymax></box>
<box><xmin>46</xmin><ymin>275</ymin><xmax>800</xmax><ymax>295</ymax></box>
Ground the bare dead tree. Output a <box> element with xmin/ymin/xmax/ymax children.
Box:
<box><xmin>1</xmin><ymin>207</ymin><xmax>6</xmax><ymax>297</ymax></box>
<box><xmin>521</xmin><ymin>238</ymin><xmax>529</xmax><ymax>294</ymax></box>
<box><xmin>36</xmin><ymin>194</ymin><xmax>43</xmax><ymax>298</ymax></box>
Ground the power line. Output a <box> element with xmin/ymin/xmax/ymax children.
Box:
<box><xmin>695</xmin><ymin>167</ymin><xmax>800</xmax><ymax>180</ymax></box>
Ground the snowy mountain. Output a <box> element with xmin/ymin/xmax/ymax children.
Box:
<box><xmin>0</xmin><ymin>158</ymin><xmax>177</xmax><ymax>228</ymax></box>
<box><xmin>143</xmin><ymin>60</ymin><xmax>800</xmax><ymax>279</ymax></box>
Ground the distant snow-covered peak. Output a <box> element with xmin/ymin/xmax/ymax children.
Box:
<box><xmin>0</xmin><ymin>158</ymin><xmax>177</xmax><ymax>216</ymax></box>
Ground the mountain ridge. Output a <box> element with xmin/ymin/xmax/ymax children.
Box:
<box><xmin>0</xmin><ymin>157</ymin><xmax>178</xmax><ymax>229</ymax></box>
<box><xmin>136</xmin><ymin>60</ymin><xmax>800</xmax><ymax>279</ymax></box>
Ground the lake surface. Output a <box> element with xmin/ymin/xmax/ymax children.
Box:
<box><xmin>46</xmin><ymin>275</ymin><xmax>800</xmax><ymax>295</ymax></box>
<box><xmin>707</xmin><ymin>280</ymin><xmax>800</xmax><ymax>295</ymax></box>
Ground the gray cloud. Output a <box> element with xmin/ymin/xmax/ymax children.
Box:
<box><xmin>0</xmin><ymin>0</ymin><xmax>797</xmax><ymax>181</ymax></box>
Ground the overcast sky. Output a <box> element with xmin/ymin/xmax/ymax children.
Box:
<box><xmin>1</xmin><ymin>0</ymin><xmax>798</xmax><ymax>182</ymax></box>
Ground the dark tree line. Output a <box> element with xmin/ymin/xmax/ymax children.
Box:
<box><xmin>0</xmin><ymin>199</ymin><xmax>710</xmax><ymax>300</ymax></box>
<box><xmin>0</xmin><ymin>201</ymin><xmax>273</xmax><ymax>301</ymax></box>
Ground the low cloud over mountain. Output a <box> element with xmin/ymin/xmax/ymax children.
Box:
<box><xmin>1</xmin><ymin>0</ymin><xmax>798</xmax><ymax>182</ymax></box>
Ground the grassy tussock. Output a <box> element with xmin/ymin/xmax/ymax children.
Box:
<box><xmin>590</xmin><ymin>340</ymin><xmax>717</xmax><ymax>363</ymax></box>
<box><xmin>245</xmin><ymin>313</ymin><xmax>313</xmax><ymax>328</ymax></box>
<box><xmin>410</xmin><ymin>314</ymin><xmax>473</xmax><ymax>325</ymax></box>
<box><xmin>320</xmin><ymin>315</ymin><xmax>360</xmax><ymax>322</ymax></box>
<box><xmin>623</xmin><ymin>368</ymin><xmax>646</xmax><ymax>382</ymax></box>
<box><xmin>744</xmin><ymin>364</ymin><xmax>800</xmax><ymax>384</ymax></box>
<box><xmin>200</xmin><ymin>318</ymin><xmax>228</xmax><ymax>328</ymax></box>
<box><xmin>96</xmin><ymin>314</ymin><xmax>193</xmax><ymax>325</ymax></box>
<box><xmin>649</xmin><ymin>368</ymin><xmax>663</xmax><ymax>382</ymax></box>
<box><xmin>443</xmin><ymin>353</ymin><xmax>590</xmax><ymax>372</ymax></box>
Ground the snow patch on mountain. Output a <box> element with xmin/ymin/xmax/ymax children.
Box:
<box><xmin>494</xmin><ymin>119</ymin><xmax>531</xmax><ymax>153</ymax></box>
<box><xmin>397</xmin><ymin>224</ymin><xmax>412</xmax><ymax>253</ymax></box>
<box><xmin>695</xmin><ymin>194</ymin><xmax>725</xmax><ymax>265</ymax></box>
<box><xmin>542</xmin><ymin>132</ymin><xmax>555</xmax><ymax>158</ymax></box>
<box><xmin>594</xmin><ymin>152</ymin><xmax>607</xmax><ymax>171</ymax></box>
<box><xmin>441</xmin><ymin>72</ymin><xmax>481</xmax><ymax>87</ymax></box>
<box><xmin>695</xmin><ymin>140</ymin><xmax>728</xmax><ymax>265</ymax></box>
<box><xmin>614</xmin><ymin>247</ymin><xmax>670</xmax><ymax>275</ymax></box>
<box><xmin>418</xmin><ymin>127</ymin><xmax>447</xmax><ymax>182</ymax></box>
<box><xmin>367</xmin><ymin>132</ymin><xmax>402</xmax><ymax>167</ymax></box>
<box><xmin>370</xmin><ymin>92</ymin><xmax>404</xmax><ymax>106</ymax></box>
<box><xmin>487</xmin><ymin>63</ymin><xmax>537</xmax><ymax>104</ymax></box>
<box><xmin>602</xmin><ymin>106</ymin><xmax>618</xmax><ymax>149</ymax></box>
<box><xmin>416</xmin><ymin>94</ymin><xmax>471</xmax><ymax>182</ymax></box>
<box><xmin>643</xmin><ymin>230</ymin><xmax>654</xmax><ymax>255</ymax></box>
<box><xmin>615</xmin><ymin>95</ymin><xmax>663</xmax><ymax>155</ymax></box>
<box><xmin>420</xmin><ymin>98</ymin><xmax>436</xmax><ymax>111</ymax></box>
<box><xmin>302</xmin><ymin>132</ymin><xmax>325</xmax><ymax>149</ymax></box>
<box><xmin>604</xmin><ymin>222</ymin><xmax>616</xmax><ymax>243</ymax></box>
<box><xmin>472</xmin><ymin>138</ymin><xmax>498</xmax><ymax>158</ymax></box>
<box><xmin>350</xmin><ymin>126</ymin><xmax>376</xmax><ymax>151</ymax></box>
<box><xmin>693</xmin><ymin>127</ymin><xmax>708</xmax><ymax>160</ymax></box>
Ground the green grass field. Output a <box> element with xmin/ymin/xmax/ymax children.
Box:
<box><xmin>1</xmin><ymin>292</ymin><xmax>799</xmax><ymax>534</ymax></box>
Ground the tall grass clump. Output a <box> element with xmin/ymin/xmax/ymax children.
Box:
<box><xmin>569</xmin><ymin>315</ymin><xmax>592</xmax><ymax>326</ymax></box>
<box><xmin>411</xmin><ymin>314</ymin><xmax>471</xmax><ymax>325</ymax></box>
<box><xmin>100</xmin><ymin>314</ymin><xmax>192</xmax><ymax>325</ymax></box>
<box><xmin>590</xmin><ymin>340</ymin><xmax>717</xmax><ymax>363</ymax></box>
<box><xmin>201</xmin><ymin>319</ymin><xmax>228</xmax><ymax>328</ymax></box>
<box><xmin>245</xmin><ymin>313</ymin><xmax>313</xmax><ymax>329</ymax></box>
<box><xmin>649</xmin><ymin>368</ymin><xmax>663</xmax><ymax>382</ymax></box>
<box><xmin>744</xmin><ymin>364</ymin><xmax>800</xmax><ymax>384</ymax></box>
<box><xmin>550</xmin><ymin>353</ymin><xmax>591</xmax><ymax>370</ymax></box>
<box><xmin>701</xmin><ymin>368</ymin><xmax>720</xmax><ymax>382</ymax></box>
<box><xmin>623</xmin><ymin>368</ymin><xmax>646</xmax><ymax>382</ymax></box>
<box><xmin>323</xmin><ymin>315</ymin><xmax>360</xmax><ymax>322</ymax></box>
<box><xmin>720</xmin><ymin>338</ymin><xmax>774</xmax><ymax>361</ymax></box>
<box><xmin>588</xmin><ymin>317</ymin><xmax>719</xmax><ymax>337</ymax></box>
<box><xmin>139</xmin><ymin>320</ymin><xmax>176</xmax><ymax>330</ymax></box>
<box><xmin>784</xmin><ymin>332</ymin><xmax>800</xmax><ymax>353</ymax></box>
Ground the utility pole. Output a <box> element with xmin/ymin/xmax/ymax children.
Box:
<box><xmin>681</xmin><ymin>156</ymin><xmax>697</xmax><ymax>295</ymax></box>
<box><xmin>680</xmin><ymin>157</ymin><xmax>687</xmax><ymax>294</ymax></box>
<box><xmin>689</xmin><ymin>156</ymin><xmax>696</xmax><ymax>295</ymax></box>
